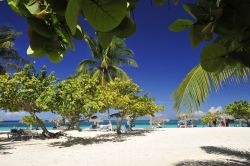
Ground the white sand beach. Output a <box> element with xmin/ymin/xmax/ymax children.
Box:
<box><xmin>1</xmin><ymin>128</ymin><xmax>250</xmax><ymax>166</ymax></box>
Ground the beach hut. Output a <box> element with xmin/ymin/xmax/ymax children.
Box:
<box><xmin>235</xmin><ymin>119</ymin><xmax>247</xmax><ymax>127</ymax></box>
<box><xmin>177</xmin><ymin>113</ymin><xmax>195</xmax><ymax>128</ymax></box>
<box><xmin>152</xmin><ymin>115</ymin><xmax>168</xmax><ymax>128</ymax></box>
<box><xmin>218</xmin><ymin>114</ymin><xmax>234</xmax><ymax>127</ymax></box>
<box><xmin>49</xmin><ymin>118</ymin><xmax>65</xmax><ymax>130</ymax></box>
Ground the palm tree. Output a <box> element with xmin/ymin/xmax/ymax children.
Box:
<box><xmin>76</xmin><ymin>35</ymin><xmax>138</xmax><ymax>128</ymax></box>
<box><xmin>172</xmin><ymin>65</ymin><xmax>250</xmax><ymax>113</ymax></box>
<box><xmin>0</xmin><ymin>25</ymin><xmax>28</xmax><ymax>74</ymax></box>
<box><xmin>77</xmin><ymin>35</ymin><xmax>138</xmax><ymax>84</ymax></box>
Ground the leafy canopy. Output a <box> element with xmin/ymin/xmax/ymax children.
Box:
<box><xmin>169</xmin><ymin>0</ymin><xmax>250</xmax><ymax>72</ymax></box>
<box><xmin>225</xmin><ymin>100</ymin><xmax>250</xmax><ymax>120</ymax></box>
<box><xmin>201</xmin><ymin>112</ymin><xmax>220</xmax><ymax>125</ymax></box>
<box><xmin>7</xmin><ymin>0</ymin><xmax>136</xmax><ymax>62</ymax></box>
<box><xmin>37</xmin><ymin>75</ymin><xmax>104</xmax><ymax>120</ymax></box>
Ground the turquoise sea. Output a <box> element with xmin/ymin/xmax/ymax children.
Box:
<box><xmin>0</xmin><ymin>120</ymin><xmax>244</xmax><ymax>131</ymax></box>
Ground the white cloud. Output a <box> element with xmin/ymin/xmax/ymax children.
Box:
<box><xmin>194</xmin><ymin>110</ymin><xmax>205</xmax><ymax>117</ymax></box>
<box><xmin>0</xmin><ymin>110</ymin><xmax>28</xmax><ymax>121</ymax></box>
<box><xmin>208</xmin><ymin>106</ymin><xmax>223</xmax><ymax>113</ymax></box>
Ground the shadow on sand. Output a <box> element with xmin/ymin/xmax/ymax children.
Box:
<box><xmin>0</xmin><ymin>142</ymin><xmax>13</xmax><ymax>155</ymax></box>
<box><xmin>0</xmin><ymin>134</ymin><xmax>47</xmax><ymax>155</ymax></box>
<box><xmin>50</xmin><ymin>129</ymin><xmax>153</xmax><ymax>148</ymax></box>
<box><xmin>175</xmin><ymin>146</ymin><xmax>250</xmax><ymax>166</ymax></box>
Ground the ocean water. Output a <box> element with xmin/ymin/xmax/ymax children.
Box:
<box><xmin>0</xmin><ymin>120</ymin><xmax>244</xmax><ymax>131</ymax></box>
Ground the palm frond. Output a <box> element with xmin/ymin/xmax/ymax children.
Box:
<box><xmin>92</xmin><ymin>70</ymin><xmax>102</xmax><ymax>80</ymax></box>
<box><xmin>83</xmin><ymin>33</ymin><xmax>101</xmax><ymax>59</ymax></box>
<box><xmin>110</xmin><ymin>66</ymin><xmax>130</xmax><ymax>81</ymax></box>
<box><xmin>117</xmin><ymin>58</ymin><xmax>138</xmax><ymax>67</ymax></box>
<box><xmin>117</xmin><ymin>49</ymin><xmax>134</xmax><ymax>56</ymax></box>
<box><xmin>172</xmin><ymin>65</ymin><xmax>250</xmax><ymax>113</ymax></box>
<box><xmin>78</xmin><ymin>34</ymin><xmax>137</xmax><ymax>83</ymax></box>
<box><xmin>76</xmin><ymin>59</ymin><xmax>98</xmax><ymax>75</ymax></box>
<box><xmin>0</xmin><ymin>26</ymin><xmax>28</xmax><ymax>74</ymax></box>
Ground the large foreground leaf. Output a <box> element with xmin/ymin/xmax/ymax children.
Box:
<box><xmin>200</xmin><ymin>43</ymin><xmax>227</xmax><ymax>72</ymax></box>
<box><xmin>168</xmin><ymin>19</ymin><xmax>193</xmax><ymax>32</ymax></box>
<box><xmin>81</xmin><ymin>0</ymin><xmax>127</xmax><ymax>32</ymax></box>
<box><xmin>65</xmin><ymin>0</ymin><xmax>82</xmax><ymax>34</ymax></box>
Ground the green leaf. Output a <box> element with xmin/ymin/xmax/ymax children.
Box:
<box><xmin>153</xmin><ymin>0</ymin><xmax>167</xmax><ymax>5</ymax></box>
<box><xmin>190</xmin><ymin>25</ymin><xmax>203</xmax><ymax>48</ymax></box>
<box><xmin>48</xmin><ymin>53</ymin><xmax>63</xmax><ymax>63</ymax></box>
<box><xmin>28</xmin><ymin>18</ymin><xmax>54</xmax><ymax>38</ymax></box>
<box><xmin>182</xmin><ymin>3</ymin><xmax>208</xmax><ymax>20</ymax></box>
<box><xmin>200</xmin><ymin>43</ymin><xmax>227</xmax><ymax>72</ymax></box>
<box><xmin>24</xmin><ymin>0</ymin><xmax>40</xmax><ymax>15</ymax></box>
<box><xmin>97</xmin><ymin>32</ymin><xmax>114</xmax><ymax>49</ymax></box>
<box><xmin>65</xmin><ymin>0</ymin><xmax>82</xmax><ymax>34</ymax></box>
<box><xmin>27</xmin><ymin>45</ymin><xmax>47</xmax><ymax>58</ymax></box>
<box><xmin>182</xmin><ymin>3</ymin><xmax>197</xmax><ymax>19</ymax></box>
<box><xmin>168</xmin><ymin>19</ymin><xmax>193</xmax><ymax>32</ymax></box>
<box><xmin>81</xmin><ymin>0</ymin><xmax>128</xmax><ymax>32</ymax></box>
<box><xmin>112</xmin><ymin>16</ymin><xmax>136</xmax><ymax>38</ymax></box>
<box><xmin>7</xmin><ymin>0</ymin><xmax>21</xmax><ymax>14</ymax></box>
<box><xmin>238</xmin><ymin>52</ymin><xmax>250</xmax><ymax>68</ymax></box>
<box><xmin>172</xmin><ymin>64</ymin><xmax>250</xmax><ymax>112</ymax></box>
<box><xmin>73</xmin><ymin>25</ymin><xmax>84</xmax><ymax>40</ymax></box>
<box><xmin>172</xmin><ymin>0</ymin><xmax>179</xmax><ymax>5</ymax></box>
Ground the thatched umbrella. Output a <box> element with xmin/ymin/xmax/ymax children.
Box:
<box><xmin>49</xmin><ymin>118</ymin><xmax>64</xmax><ymax>129</ymax></box>
<box><xmin>110</xmin><ymin>113</ymin><xmax>121</xmax><ymax>118</ymax></box>
<box><xmin>89</xmin><ymin>115</ymin><xmax>102</xmax><ymax>127</ymax></box>
<box><xmin>152</xmin><ymin>115</ymin><xmax>167</xmax><ymax>128</ymax></box>
<box><xmin>218</xmin><ymin>114</ymin><xmax>235</xmax><ymax>127</ymax></box>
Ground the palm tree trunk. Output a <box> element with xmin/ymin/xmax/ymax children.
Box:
<box><xmin>75</xmin><ymin>114</ymin><xmax>81</xmax><ymax>131</ymax></box>
<box><xmin>117</xmin><ymin>117</ymin><xmax>123</xmax><ymax>134</ymax></box>
<box><xmin>117</xmin><ymin>113</ymin><xmax>126</xmax><ymax>134</ymax></box>
<box><xmin>149</xmin><ymin>115</ymin><xmax>152</xmax><ymax>129</ymax></box>
<box><xmin>107</xmin><ymin>109</ymin><xmax>113</xmax><ymax>130</ymax></box>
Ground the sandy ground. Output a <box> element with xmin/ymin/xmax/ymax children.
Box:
<box><xmin>0</xmin><ymin>128</ymin><xmax>250</xmax><ymax>166</ymax></box>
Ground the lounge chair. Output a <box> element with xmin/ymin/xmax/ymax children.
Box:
<box><xmin>99</xmin><ymin>124</ymin><xmax>112</xmax><ymax>131</ymax></box>
<box><xmin>10</xmin><ymin>129</ymin><xmax>39</xmax><ymax>140</ymax></box>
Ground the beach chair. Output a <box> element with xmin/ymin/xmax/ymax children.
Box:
<box><xmin>99</xmin><ymin>124</ymin><xmax>112</xmax><ymax>131</ymax></box>
<box><xmin>10</xmin><ymin>129</ymin><xmax>24</xmax><ymax>140</ymax></box>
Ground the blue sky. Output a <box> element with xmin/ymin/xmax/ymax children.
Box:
<box><xmin>0</xmin><ymin>0</ymin><xmax>249</xmax><ymax>120</ymax></box>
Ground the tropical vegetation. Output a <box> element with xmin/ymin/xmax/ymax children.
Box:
<box><xmin>77</xmin><ymin>36</ymin><xmax>137</xmax><ymax>84</ymax></box>
<box><xmin>0</xmin><ymin>25</ymin><xmax>28</xmax><ymax>74</ymax></box>
<box><xmin>0</xmin><ymin>65</ymin><xmax>164</xmax><ymax>135</ymax></box>
<box><xmin>172</xmin><ymin>65</ymin><xmax>250</xmax><ymax>112</ymax></box>
<box><xmin>225</xmin><ymin>100</ymin><xmax>250</xmax><ymax>127</ymax></box>
<box><xmin>4</xmin><ymin>0</ymin><xmax>250</xmax><ymax>114</ymax></box>
<box><xmin>37</xmin><ymin>75</ymin><xmax>104</xmax><ymax>131</ymax></box>
<box><xmin>0</xmin><ymin>64</ymin><xmax>58</xmax><ymax>137</ymax></box>
<box><xmin>201</xmin><ymin>112</ymin><xmax>220</xmax><ymax>127</ymax></box>
<box><xmin>4</xmin><ymin>0</ymin><xmax>248</xmax><ymax>70</ymax></box>
<box><xmin>1</xmin><ymin>0</ymin><xmax>250</xmax><ymax>131</ymax></box>
<box><xmin>76</xmin><ymin>35</ymin><xmax>138</xmax><ymax>129</ymax></box>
